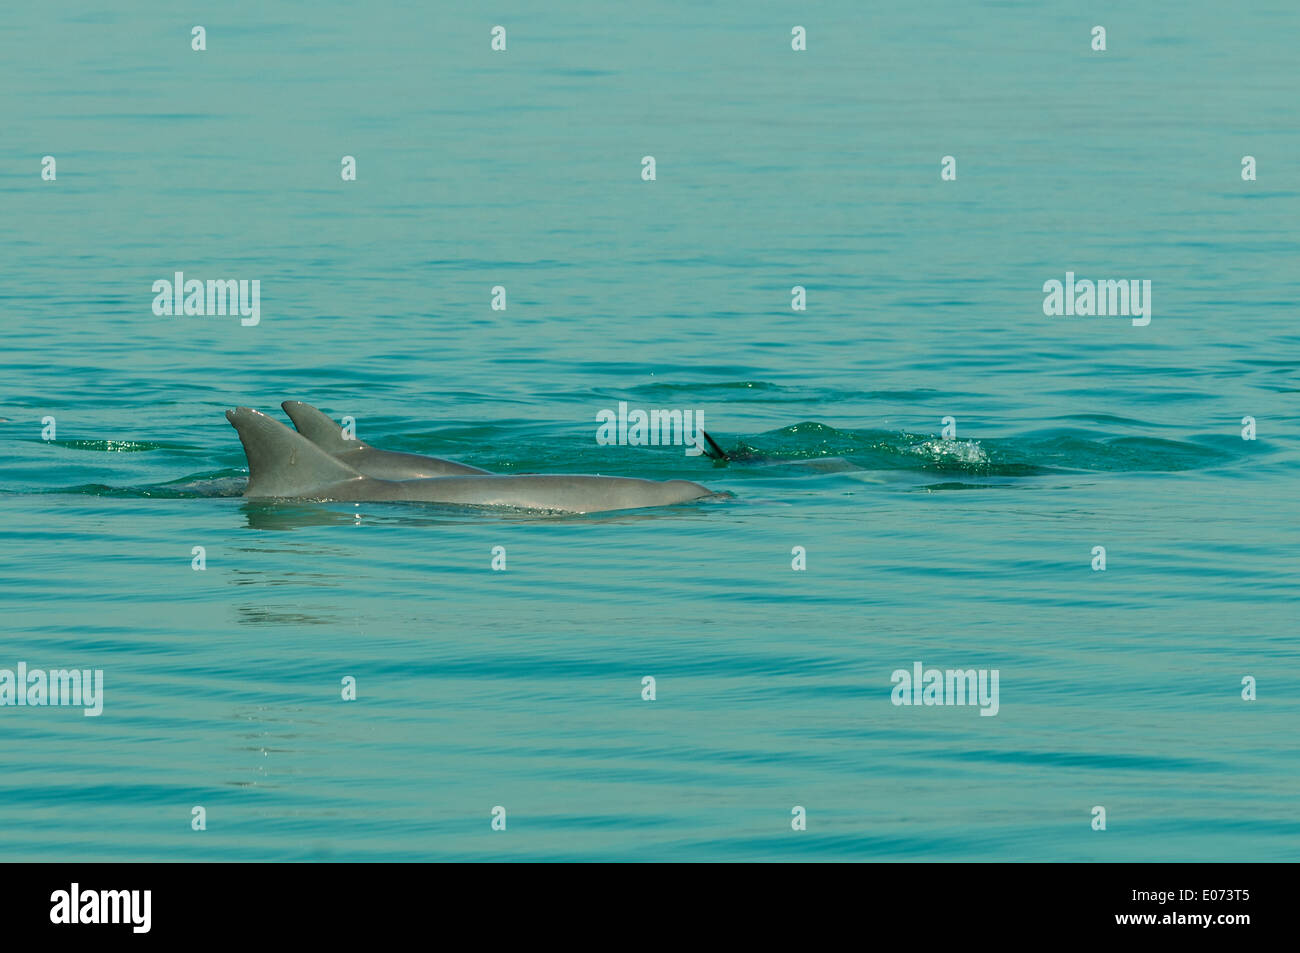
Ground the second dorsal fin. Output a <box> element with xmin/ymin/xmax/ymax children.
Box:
<box><xmin>281</xmin><ymin>400</ymin><xmax>369</xmax><ymax>454</ymax></box>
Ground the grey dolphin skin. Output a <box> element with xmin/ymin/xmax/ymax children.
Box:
<box><xmin>281</xmin><ymin>400</ymin><xmax>489</xmax><ymax>478</ymax></box>
<box><xmin>227</xmin><ymin>407</ymin><xmax>715</xmax><ymax>514</ymax></box>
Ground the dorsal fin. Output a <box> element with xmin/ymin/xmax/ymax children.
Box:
<box><xmin>281</xmin><ymin>400</ymin><xmax>369</xmax><ymax>454</ymax></box>
<box><xmin>698</xmin><ymin>430</ymin><xmax>730</xmax><ymax>462</ymax></box>
<box><xmin>226</xmin><ymin>407</ymin><xmax>366</xmax><ymax>497</ymax></box>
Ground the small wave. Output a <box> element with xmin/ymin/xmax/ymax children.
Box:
<box><xmin>50</xmin><ymin>439</ymin><xmax>187</xmax><ymax>453</ymax></box>
<box><xmin>42</xmin><ymin>473</ymin><xmax>247</xmax><ymax>499</ymax></box>
<box><xmin>906</xmin><ymin>438</ymin><xmax>989</xmax><ymax>467</ymax></box>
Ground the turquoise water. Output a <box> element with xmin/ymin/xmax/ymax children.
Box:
<box><xmin>1</xmin><ymin>2</ymin><xmax>1297</xmax><ymax>860</ymax></box>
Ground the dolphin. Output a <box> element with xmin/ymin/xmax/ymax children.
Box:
<box><xmin>227</xmin><ymin>407</ymin><xmax>716</xmax><ymax>514</ymax></box>
<box><xmin>696</xmin><ymin>429</ymin><xmax>858</xmax><ymax>473</ymax></box>
<box><xmin>281</xmin><ymin>400</ymin><xmax>490</xmax><ymax>478</ymax></box>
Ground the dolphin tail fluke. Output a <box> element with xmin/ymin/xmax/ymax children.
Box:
<box><xmin>281</xmin><ymin>400</ymin><xmax>364</xmax><ymax>454</ymax></box>
<box><xmin>698</xmin><ymin>430</ymin><xmax>730</xmax><ymax>463</ymax></box>
<box><xmin>226</xmin><ymin>407</ymin><xmax>366</xmax><ymax>497</ymax></box>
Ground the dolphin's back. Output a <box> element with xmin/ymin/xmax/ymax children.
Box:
<box><xmin>339</xmin><ymin>449</ymin><xmax>490</xmax><ymax>480</ymax></box>
<box><xmin>378</xmin><ymin>474</ymin><xmax>713</xmax><ymax>512</ymax></box>
<box><xmin>229</xmin><ymin>406</ymin><xmax>715</xmax><ymax>512</ymax></box>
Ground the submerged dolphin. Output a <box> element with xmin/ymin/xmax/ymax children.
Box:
<box><xmin>282</xmin><ymin>400</ymin><xmax>489</xmax><ymax>478</ymax></box>
<box><xmin>227</xmin><ymin>407</ymin><xmax>715</xmax><ymax>514</ymax></box>
<box><xmin>696</xmin><ymin>430</ymin><xmax>858</xmax><ymax>472</ymax></box>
